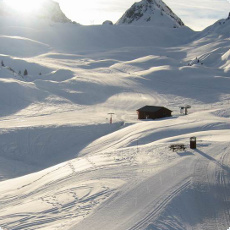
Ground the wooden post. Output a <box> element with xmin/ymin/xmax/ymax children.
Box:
<box><xmin>108</xmin><ymin>113</ymin><xmax>114</xmax><ymax>124</ymax></box>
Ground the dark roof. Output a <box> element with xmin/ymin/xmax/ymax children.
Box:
<box><xmin>137</xmin><ymin>106</ymin><xmax>172</xmax><ymax>112</ymax></box>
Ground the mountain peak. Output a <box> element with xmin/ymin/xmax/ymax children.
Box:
<box><xmin>116</xmin><ymin>0</ymin><xmax>184</xmax><ymax>28</ymax></box>
<box><xmin>0</xmin><ymin>0</ymin><xmax>72</xmax><ymax>23</ymax></box>
<box><xmin>38</xmin><ymin>0</ymin><xmax>72</xmax><ymax>23</ymax></box>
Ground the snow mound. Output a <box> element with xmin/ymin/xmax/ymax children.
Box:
<box><xmin>0</xmin><ymin>75</ymin><xmax>48</xmax><ymax>116</ymax></box>
<box><xmin>0</xmin><ymin>55</ymin><xmax>52</xmax><ymax>78</ymax></box>
<box><xmin>44</xmin><ymin>69</ymin><xmax>75</xmax><ymax>82</ymax></box>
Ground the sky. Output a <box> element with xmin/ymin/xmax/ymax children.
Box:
<box><xmin>56</xmin><ymin>0</ymin><xmax>230</xmax><ymax>31</ymax></box>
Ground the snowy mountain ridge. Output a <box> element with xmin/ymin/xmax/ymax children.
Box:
<box><xmin>116</xmin><ymin>0</ymin><xmax>184</xmax><ymax>28</ymax></box>
<box><xmin>0</xmin><ymin>0</ymin><xmax>72</xmax><ymax>23</ymax></box>
<box><xmin>201</xmin><ymin>12</ymin><xmax>230</xmax><ymax>37</ymax></box>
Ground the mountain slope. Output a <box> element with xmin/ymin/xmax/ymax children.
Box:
<box><xmin>116</xmin><ymin>0</ymin><xmax>184</xmax><ymax>28</ymax></box>
<box><xmin>0</xmin><ymin>15</ymin><xmax>193</xmax><ymax>56</ymax></box>
<box><xmin>0</xmin><ymin>0</ymin><xmax>72</xmax><ymax>23</ymax></box>
<box><xmin>201</xmin><ymin>13</ymin><xmax>230</xmax><ymax>38</ymax></box>
<box><xmin>184</xmin><ymin>13</ymin><xmax>230</xmax><ymax>73</ymax></box>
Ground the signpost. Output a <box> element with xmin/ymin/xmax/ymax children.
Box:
<box><xmin>180</xmin><ymin>105</ymin><xmax>191</xmax><ymax>115</ymax></box>
<box><xmin>108</xmin><ymin>113</ymin><xmax>115</xmax><ymax>124</ymax></box>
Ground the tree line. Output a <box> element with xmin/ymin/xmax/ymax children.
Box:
<box><xmin>1</xmin><ymin>60</ymin><xmax>28</xmax><ymax>76</ymax></box>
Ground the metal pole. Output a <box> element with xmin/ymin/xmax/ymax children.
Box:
<box><xmin>108</xmin><ymin>113</ymin><xmax>115</xmax><ymax>124</ymax></box>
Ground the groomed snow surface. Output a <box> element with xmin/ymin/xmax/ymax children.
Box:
<box><xmin>0</xmin><ymin>15</ymin><xmax>229</xmax><ymax>230</ymax></box>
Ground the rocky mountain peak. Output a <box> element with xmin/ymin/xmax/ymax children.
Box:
<box><xmin>116</xmin><ymin>0</ymin><xmax>184</xmax><ymax>28</ymax></box>
<box><xmin>0</xmin><ymin>0</ymin><xmax>72</xmax><ymax>23</ymax></box>
<box><xmin>38</xmin><ymin>0</ymin><xmax>72</xmax><ymax>23</ymax></box>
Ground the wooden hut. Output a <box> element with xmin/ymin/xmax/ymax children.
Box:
<box><xmin>137</xmin><ymin>106</ymin><xmax>172</xmax><ymax>120</ymax></box>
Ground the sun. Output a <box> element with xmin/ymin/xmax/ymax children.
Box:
<box><xmin>4</xmin><ymin>0</ymin><xmax>45</xmax><ymax>14</ymax></box>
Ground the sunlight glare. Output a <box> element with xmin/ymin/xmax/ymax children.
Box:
<box><xmin>4</xmin><ymin>0</ymin><xmax>45</xmax><ymax>13</ymax></box>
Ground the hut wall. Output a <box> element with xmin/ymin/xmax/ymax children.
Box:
<box><xmin>137</xmin><ymin>108</ymin><xmax>171</xmax><ymax>120</ymax></box>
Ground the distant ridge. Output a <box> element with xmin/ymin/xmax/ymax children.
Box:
<box><xmin>201</xmin><ymin>12</ymin><xmax>230</xmax><ymax>37</ymax></box>
<box><xmin>0</xmin><ymin>0</ymin><xmax>72</xmax><ymax>23</ymax></box>
<box><xmin>116</xmin><ymin>0</ymin><xmax>184</xmax><ymax>28</ymax></box>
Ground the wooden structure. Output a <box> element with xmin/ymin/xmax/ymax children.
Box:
<box><xmin>169</xmin><ymin>144</ymin><xmax>186</xmax><ymax>152</ymax></box>
<box><xmin>137</xmin><ymin>106</ymin><xmax>172</xmax><ymax>120</ymax></box>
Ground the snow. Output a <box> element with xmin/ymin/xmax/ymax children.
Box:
<box><xmin>0</xmin><ymin>8</ymin><xmax>229</xmax><ymax>230</ymax></box>
<box><xmin>116</xmin><ymin>0</ymin><xmax>184</xmax><ymax>28</ymax></box>
<box><xmin>0</xmin><ymin>0</ymin><xmax>72</xmax><ymax>23</ymax></box>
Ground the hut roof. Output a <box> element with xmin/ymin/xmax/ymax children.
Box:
<box><xmin>137</xmin><ymin>106</ymin><xmax>172</xmax><ymax>112</ymax></box>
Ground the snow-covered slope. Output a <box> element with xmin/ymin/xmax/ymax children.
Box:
<box><xmin>0</xmin><ymin>7</ymin><xmax>229</xmax><ymax>230</ymax></box>
<box><xmin>183</xmin><ymin>13</ymin><xmax>230</xmax><ymax>73</ymax></box>
<box><xmin>116</xmin><ymin>0</ymin><xmax>184</xmax><ymax>28</ymax></box>
<box><xmin>201</xmin><ymin>13</ymin><xmax>230</xmax><ymax>38</ymax></box>
<box><xmin>0</xmin><ymin>16</ymin><xmax>192</xmax><ymax>58</ymax></box>
<box><xmin>0</xmin><ymin>111</ymin><xmax>230</xmax><ymax>230</ymax></box>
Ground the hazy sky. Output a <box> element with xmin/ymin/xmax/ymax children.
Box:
<box><xmin>56</xmin><ymin>0</ymin><xmax>230</xmax><ymax>31</ymax></box>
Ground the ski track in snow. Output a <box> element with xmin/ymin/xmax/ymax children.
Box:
<box><xmin>0</xmin><ymin>15</ymin><xmax>230</xmax><ymax>230</ymax></box>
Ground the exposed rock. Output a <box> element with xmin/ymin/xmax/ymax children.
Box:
<box><xmin>0</xmin><ymin>0</ymin><xmax>72</xmax><ymax>23</ymax></box>
<box><xmin>102</xmin><ymin>20</ymin><xmax>113</xmax><ymax>25</ymax></box>
<box><xmin>116</xmin><ymin>0</ymin><xmax>184</xmax><ymax>28</ymax></box>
